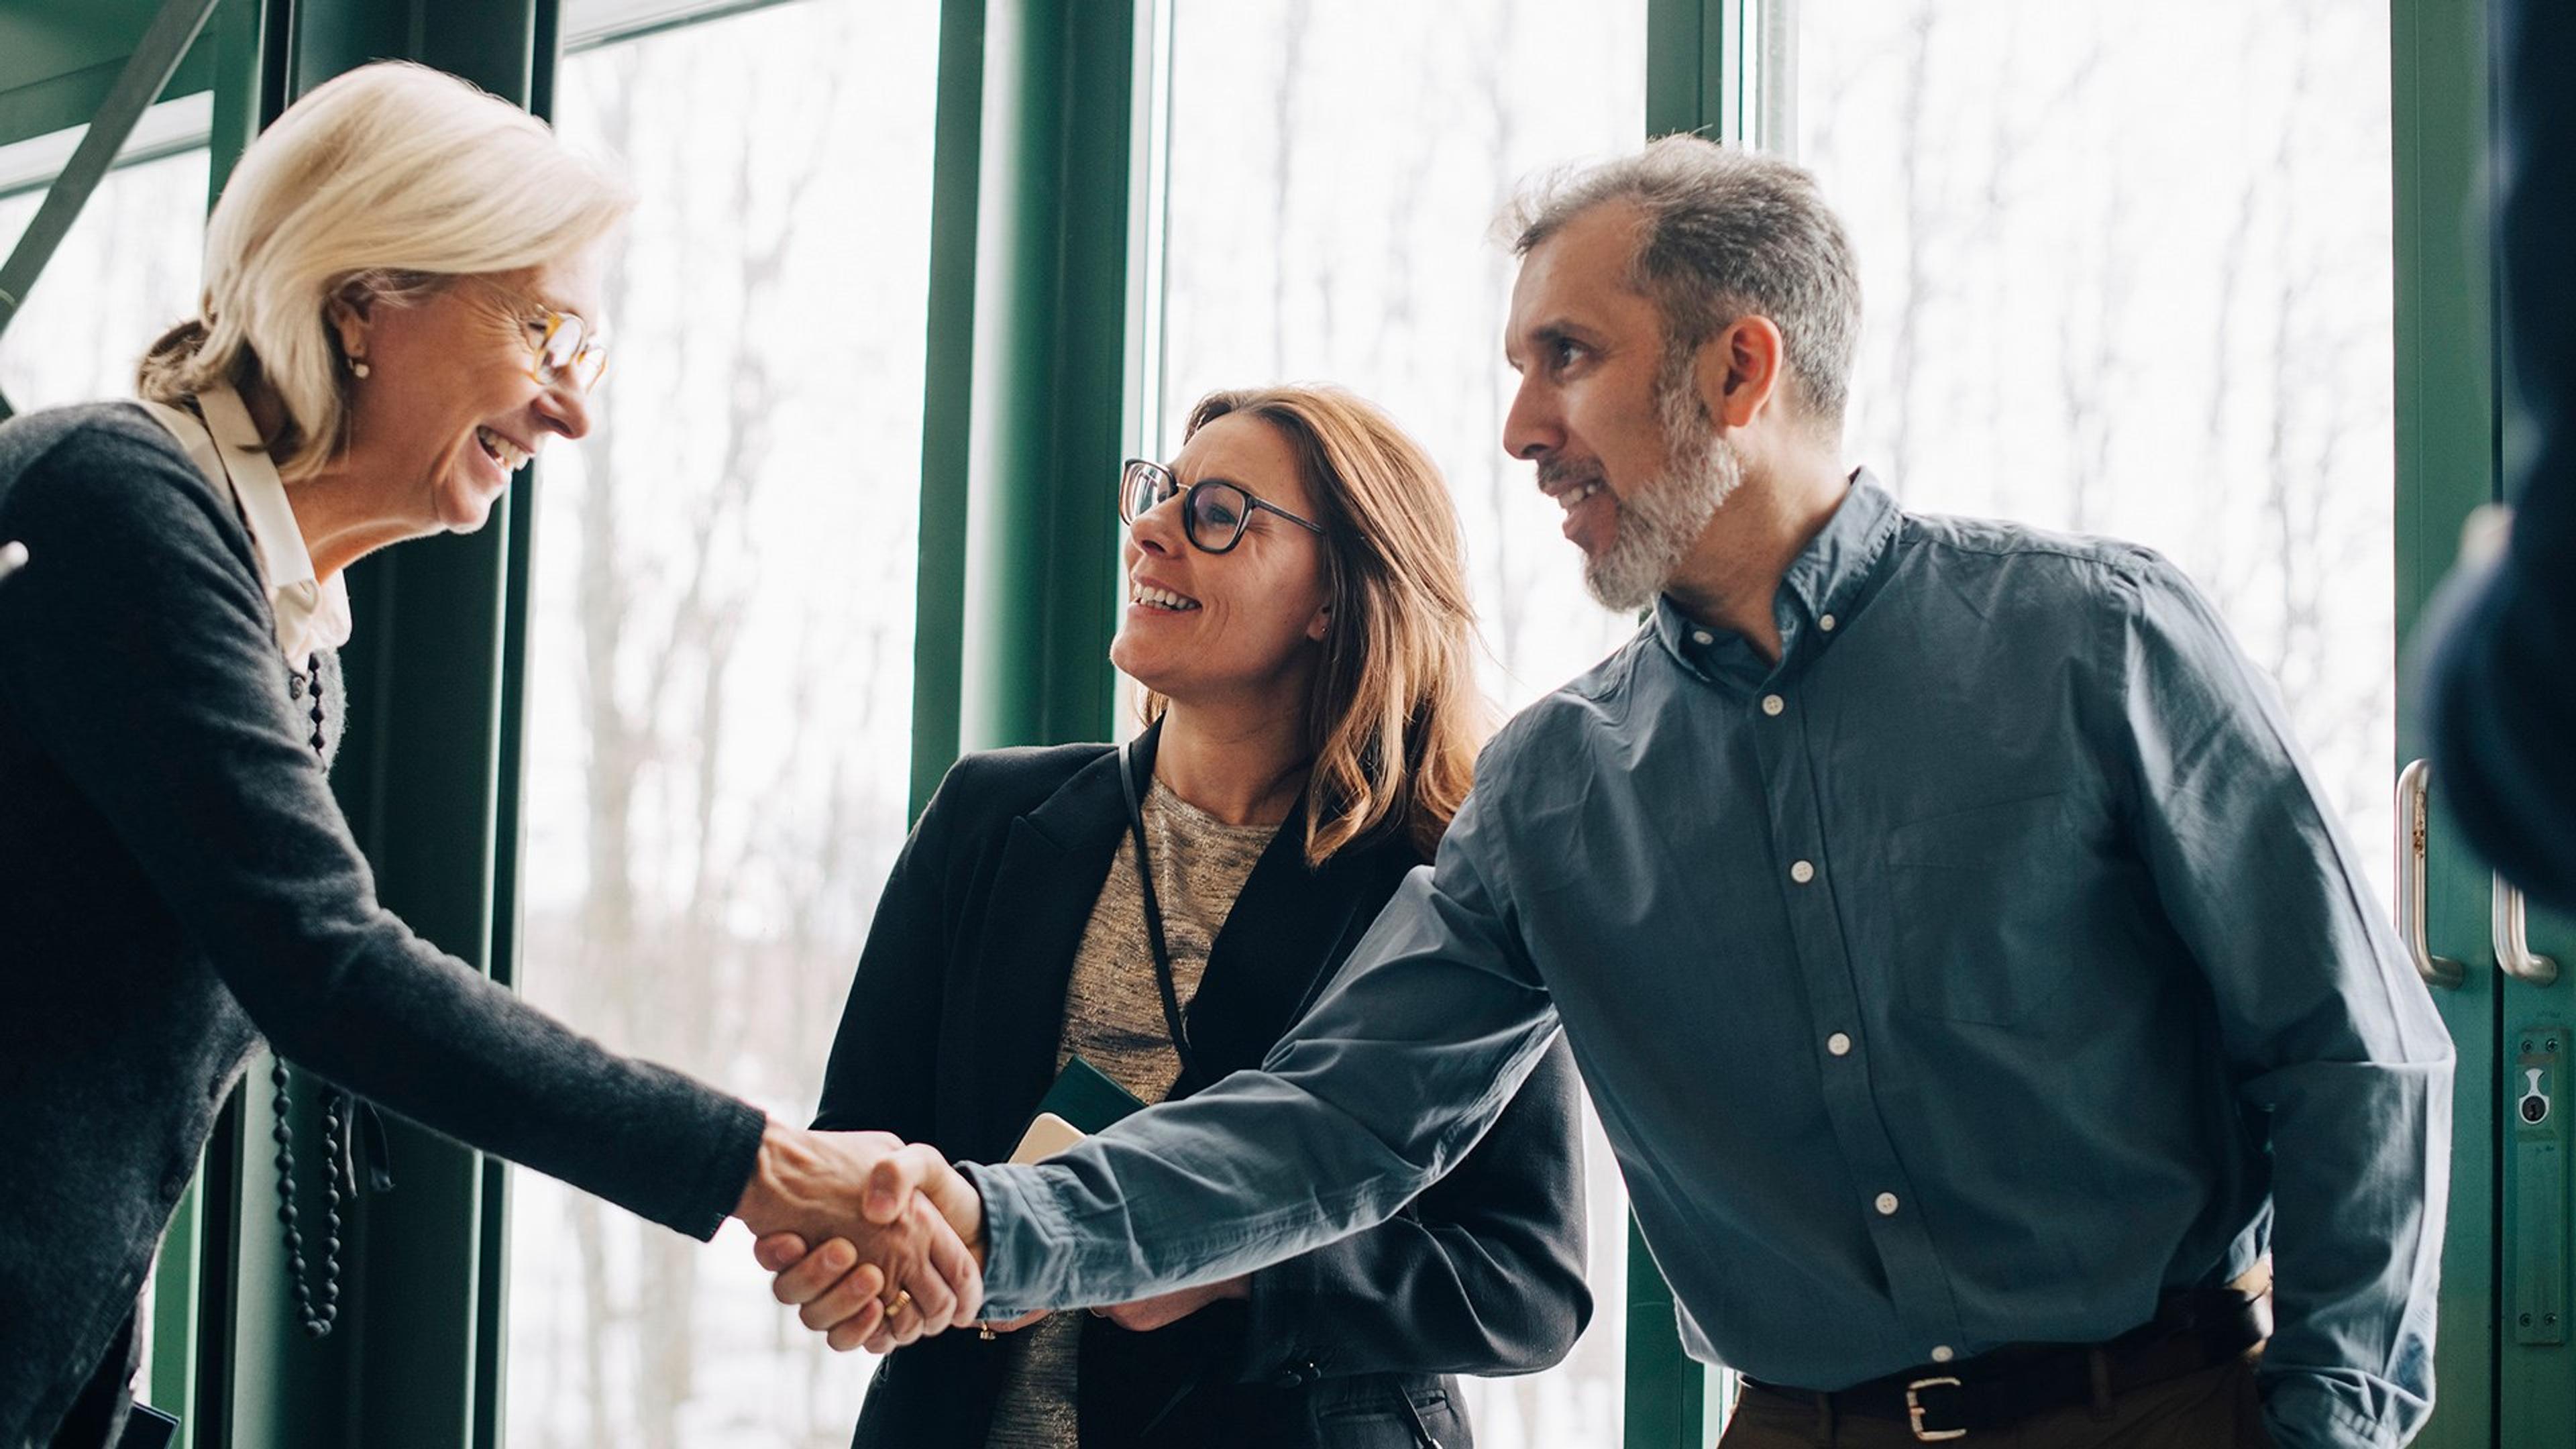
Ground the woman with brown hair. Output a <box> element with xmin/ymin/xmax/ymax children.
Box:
<box><xmin>802</xmin><ymin>386</ymin><xmax>1591</xmax><ymax>1448</ymax></box>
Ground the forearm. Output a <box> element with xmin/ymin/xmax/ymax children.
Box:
<box><xmin>284</xmin><ymin>916</ymin><xmax>767</xmax><ymax>1238</ymax></box>
<box><xmin>967</xmin><ymin>1067</ymin><xmax>1444</xmax><ymax>1313</ymax></box>
<box><xmin>2251</xmin><ymin>1057</ymin><xmax>2450</xmax><ymax>1449</ymax></box>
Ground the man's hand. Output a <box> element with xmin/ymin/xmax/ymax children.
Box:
<box><xmin>760</xmin><ymin>1229</ymin><xmax>1044</xmax><ymax>1352</ymax></box>
<box><xmin>733</xmin><ymin>1123</ymin><xmax>985</xmax><ymax>1346</ymax></box>
<box><xmin>1093</xmin><ymin>1276</ymin><xmax>1248</xmax><ymax>1334</ymax></box>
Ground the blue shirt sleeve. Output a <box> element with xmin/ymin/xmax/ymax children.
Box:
<box><xmin>966</xmin><ymin>790</ymin><xmax>1564</xmax><ymax>1314</ymax></box>
<box><xmin>2114</xmin><ymin>554</ymin><xmax>2453</xmax><ymax>1449</ymax></box>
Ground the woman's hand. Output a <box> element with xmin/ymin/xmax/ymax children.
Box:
<box><xmin>1092</xmin><ymin>1275</ymin><xmax>1250</xmax><ymax>1334</ymax></box>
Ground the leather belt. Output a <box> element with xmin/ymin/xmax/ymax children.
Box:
<box><xmin>1743</xmin><ymin>1284</ymin><xmax>2272</xmax><ymax>1442</ymax></box>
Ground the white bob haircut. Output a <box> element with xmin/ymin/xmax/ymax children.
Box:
<box><xmin>139</xmin><ymin>60</ymin><xmax>631</xmax><ymax>480</ymax></box>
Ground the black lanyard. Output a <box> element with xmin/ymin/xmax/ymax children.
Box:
<box><xmin>1117</xmin><ymin>738</ymin><xmax>1200</xmax><ymax>1082</ymax></box>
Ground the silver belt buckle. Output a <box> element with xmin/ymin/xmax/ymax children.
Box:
<box><xmin>1905</xmin><ymin>1375</ymin><xmax>1967</xmax><ymax>1442</ymax></box>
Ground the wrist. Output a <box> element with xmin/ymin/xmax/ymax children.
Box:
<box><xmin>953</xmin><ymin>1161</ymin><xmax>997</xmax><ymax>1271</ymax></box>
<box><xmin>735</xmin><ymin>1119</ymin><xmax>811</xmax><ymax>1226</ymax></box>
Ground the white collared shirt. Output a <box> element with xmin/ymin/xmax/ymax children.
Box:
<box><xmin>136</xmin><ymin>384</ymin><xmax>354</xmax><ymax>662</ymax></box>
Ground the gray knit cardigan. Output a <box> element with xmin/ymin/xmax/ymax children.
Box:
<box><xmin>0</xmin><ymin>404</ymin><xmax>766</xmax><ymax>1447</ymax></box>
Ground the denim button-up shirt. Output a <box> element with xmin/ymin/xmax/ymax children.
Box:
<box><xmin>967</xmin><ymin>474</ymin><xmax>2452</xmax><ymax>1449</ymax></box>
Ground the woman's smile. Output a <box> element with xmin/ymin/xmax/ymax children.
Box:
<box><xmin>1127</xmin><ymin>577</ymin><xmax>1203</xmax><ymax>615</ymax></box>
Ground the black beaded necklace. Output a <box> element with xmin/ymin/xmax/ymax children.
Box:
<box><xmin>272</xmin><ymin>652</ymin><xmax>346</xmax><ymax>1337</ymax></box>
<box><xmin>189</xmin><ymin>394</ymin><xmax>388</xmax><ymax>1339</ymax></box>
<box><xmin>270</xmin><ymin>651</ymin><xmax>392</xmax><ymax>1338</ymax></box>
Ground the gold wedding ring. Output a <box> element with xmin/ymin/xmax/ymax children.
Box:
<box><xmin>883</xmin><ymin>1288</ymin><xmax>913</xmax><ymax>1319</ymax></box>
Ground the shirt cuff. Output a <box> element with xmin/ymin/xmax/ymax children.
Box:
<box><xmin>2257</xmin><ymin>1372</ymin><xmax>2410</xmax><ymax>1449</ymax></box>
<box><xmin>961</xmin><ymin>1159</ymin><xmax>1055</xmax><ymax>1313</ymax></box>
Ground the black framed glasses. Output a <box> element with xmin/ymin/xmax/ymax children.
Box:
<box><xmin>1120</xmin><ymin>458</ymin><xmax>1326</xmax><ymax>554</ymax></box>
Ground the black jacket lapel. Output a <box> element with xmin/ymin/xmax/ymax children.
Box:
<box><xmin>1171</xmin><ymin>814</ymin><xmax>1409</xmax><ymax>1098</ymax></box>
<box><xmin>941</xmin><ymin>749</ymin><xmax>1126</xmax><ymax>1163</ymax></box>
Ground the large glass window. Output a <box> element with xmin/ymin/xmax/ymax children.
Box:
<box><xmin>0</xmin><ymin>95</ymin><xmax>209</xmax><ymax>413</ymax></box>
<box><xmin>502</xmin><ymin>3</ymin><xmax>940</xmax><ymax>1442</ymax></box>
<box><xmin>1792</xmin><ymin>0</ymin><xmax>2396</xmax><ymax>896</ymax></box>
<box><xmin>1152</xmin><ymin>3</ymin><xmax>1646</xmax><ymax>1443</ymax></box>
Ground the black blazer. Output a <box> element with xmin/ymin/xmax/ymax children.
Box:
<box><xmin>814</xmin><ymin>739</ymin><xmax>1591</xmax><ymax>1449</ymax></box>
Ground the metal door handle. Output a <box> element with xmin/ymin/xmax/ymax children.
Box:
<box><xmin>2495</xmin><ymin>875</ymin><xmax>2560</xmax><ymax>986</ymax></box>
<box><xmin>2398</xmin><ymin>760</ymin><xmax>2463</xmax><ymax>989</ymax></box>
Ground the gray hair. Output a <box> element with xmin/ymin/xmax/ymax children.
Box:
<box><xmin>1509</xmin><ymin>135</ymin><xmax>1862</xmax><ymax>432</ymax></box>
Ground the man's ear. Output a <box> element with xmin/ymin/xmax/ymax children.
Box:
<box><xmin>1697</xmin><ymin>315</ymin><xmax>1787</xmax><ymax>429</ymax></box>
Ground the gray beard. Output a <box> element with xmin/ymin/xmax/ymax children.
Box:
<box><xmin>1582</xmin><ymin>373</ymin><xmax>1743</xmax><ymax>612</ymax></box>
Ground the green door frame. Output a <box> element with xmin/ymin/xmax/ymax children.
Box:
<box><xmin>2394</xmin><ymin>0</ymin><xmax>2576</xmax><ymax>1442</ymax></box>
<box><xmin>2392</xmin><ymin>1</ymin><xmax>2502</xmax><ymax>1443</ymax></box>
<box><xmin>2479</xmin><ymin>0</ymin><xmax>2576</xmax><ymax>1430</ymax></box>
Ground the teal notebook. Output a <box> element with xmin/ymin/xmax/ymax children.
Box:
<box><xmin>1010</xmin><ymin>1054</ymin><xmax>1148</xmax><ymax>1163</ymax></box>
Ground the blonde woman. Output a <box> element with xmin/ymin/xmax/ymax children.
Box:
<box><xmin>0</xmin><ymin>61</ymin><xmax>974</xmax><ymax>1449</ymax></box>
<box><xmin>795</xmin><ymin>388</ymin><xmax>1591</xmax><ymax>1449</ymax></box>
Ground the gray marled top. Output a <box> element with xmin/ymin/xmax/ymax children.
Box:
<box><xmin>983</xmin><ymin>781</ymin><xmax>1273</xmax><ymax>1449</ymax></box>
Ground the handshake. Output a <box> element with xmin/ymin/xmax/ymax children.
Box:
<box><xmin>731</xmin><ymin>1121</ymin><xmax>989</xmax><ymax>1354</ymax></box>
<box><xmin>732</xmin><ymin>1121</ymin><xmax>1247</xmax><ymax>1353</ymax></box>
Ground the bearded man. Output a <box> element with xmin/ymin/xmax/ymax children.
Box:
<box><xmin>777</xmin><ymin>136</ymin><xmax>2450</xmax><ymax>1449</ymax></box>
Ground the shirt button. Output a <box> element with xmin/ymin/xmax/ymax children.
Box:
<box><xmin>1761</xmin><ymin>694</ymin><xmax>1784</xmax><ymax>716</ymax></box>
<box><xmin>1819</xmin><ymin>613</ymin><xmax>1837</xmax><ymax>632</ymax></box>
<box><xmin>1827</xmin><ymin>1032</ymin><xmax>1852</xmax><ymax>1057</ymax></box>
<box><xmin>1790</xmin><ymin>859</ymin><xmax>1815</xmax><ymax>884</ymax></box>
<box><xmin>1875</xmin><ymin>1192</ymin><xmax>1900</xmax><ymax>1216</ymax></box>
<box><xmin>1930</xmin><ymin>1345</ymin><xmax>1955</xmax><ymax>1363</ymax></box>
<box><xmin>1692</xmin><ymin>629</ymin><xmax>1714</xmax><ymax>646</ymax></box>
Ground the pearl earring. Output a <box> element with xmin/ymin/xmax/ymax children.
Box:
<box><xmin>350</xmin><ymin>359</ymin><xmax>371</xmax><ymax>379</ymax></box>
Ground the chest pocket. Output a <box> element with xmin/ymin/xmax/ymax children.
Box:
<box><xmin>1885</xmin><ymin>792</ymin><xmax>2078</xmax><ymax>1027</ymax></box>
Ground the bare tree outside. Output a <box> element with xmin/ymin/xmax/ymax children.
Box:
<box><xmin>504</xmin><ymin>4</ymin><xmax>939</xmax><ymax>1445</ymax></box>
<box><xmin>1798</xmin><ymin>0</ymin><xmax>2396</xmax><ymax>904</ymax></box>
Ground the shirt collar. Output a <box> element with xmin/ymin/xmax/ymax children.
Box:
<box><xmin>1652</xmin><ymin>468</ymin><xmax>1904</xmax><ymax>687</ymax></box>
<box><xmin>193</xmin><ymin>385</ymin><xmax>354</xmax><ymax>661</ymax></box>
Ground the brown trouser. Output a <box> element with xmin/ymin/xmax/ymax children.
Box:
<box><xmin>1715</xmin><ymin>1351</ymin><xmax>2273</xmax><ymax>1448</ymax></box>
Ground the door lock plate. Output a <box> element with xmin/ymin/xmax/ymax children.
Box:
<box><xmin>2514</xmin><ymin>1026</ymin><xmax>2567</xmax><ymax>1346</ymax></box>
